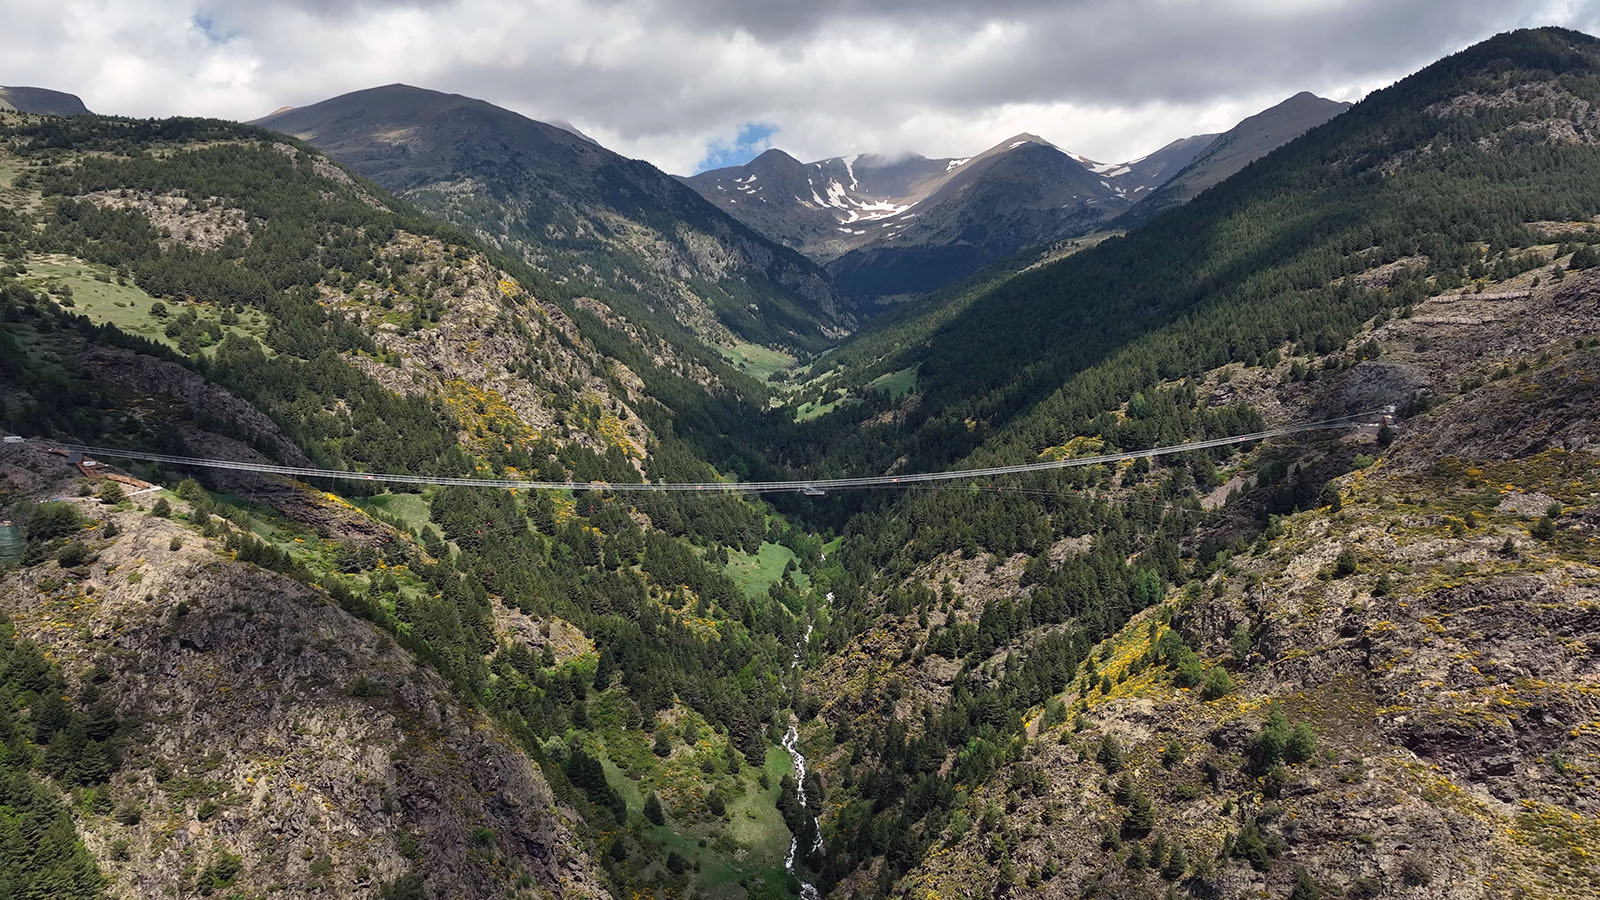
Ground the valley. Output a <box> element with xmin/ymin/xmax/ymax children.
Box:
<box><xmin>2</xmin><ymin>23</ymin><xmax>1600</xmax><ymax>900</ymax></box>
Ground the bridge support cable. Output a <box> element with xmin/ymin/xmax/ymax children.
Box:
<box><xmin>14</xmin><ymin>409</ymin><xmax>1385</xmax><ymax>496</ymax></box>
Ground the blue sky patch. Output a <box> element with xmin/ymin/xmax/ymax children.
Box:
<box><xmin>190</xmin><ymin>14</ymin><xmax>232</xmax><ymax>45</ymax></box>
<box><xmin>693</xmin><ymin>122</ymin><xmax>778</xmax><ymax>174</ymax></box>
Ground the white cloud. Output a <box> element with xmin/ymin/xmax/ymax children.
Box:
<box><xmin>3</xmin><ymin>0</ymin><xmax>1597</xmax><ymax>174</ymax></box>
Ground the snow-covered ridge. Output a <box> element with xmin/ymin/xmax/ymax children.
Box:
<box><xmin>696</xmin><ymin>130</ymin><xmax>1168</xmax><ymax>238</ymax></box>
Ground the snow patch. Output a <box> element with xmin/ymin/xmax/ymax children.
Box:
<box><xmin>946</xmin><ymin>157</ymin><xmax>970</xmax><ymax>171</ymax></box>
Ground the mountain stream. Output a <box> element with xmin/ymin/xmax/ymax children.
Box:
<box><xmin>783</xmin><ymin>595</ymin><xmax>827</xmax><ymax>899</ymax></box>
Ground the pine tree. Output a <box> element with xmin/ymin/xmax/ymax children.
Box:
<box><xmin>644</xmin><ymin>791</ymin><xmax>665</xmax><ymax>826</ymax></box>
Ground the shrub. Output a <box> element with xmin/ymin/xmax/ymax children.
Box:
<box><xmin>348</xmin><ymin>676</ymin><xmax>383</xmax><ymax>698</ymax></box>
<box><xmin>1229</xmin><ymin>623</ymin><xmax>1253</xmax><ymax>663</ymax></box>
<box><xmin>1200</xmin><ymin>667</ymin><xmax>1234</xmax><ymax>700</ymax></box>
<box><xmin>197</xmin><ymin>852</ymin><xmax>242</xmax><ymax>894</ymax></box>
<box><xmin>1161</xmin><ymin>740</ymin><xmax>1185</xmax><ymax>768</ymax></box>
<box><xmin>57</xmin><ymin>540</ymin><xmax>91</xmax><ymax>568</ymax></box>
<box><xmin>1346</xmin><ymin>875</ymin><xmax>1382</xmax><ymax>898</ymax></box>
<box><xmin>380</xmin><ymin>872</ymin><xmax>425</xmax><ymax>900</ymax></box>
<box><xmin>1319</xmin><ymin>481</ymin><xmax>1343</xmax><ymax>511</ymax></box>
<box><xmin>1174</xmin><ymin>651</ymin><xmax>1204</xmax><ymax>687</ymax></box>
<box><xmin>98</xmin><ymin>482</ymin><xmax>126</xmax><ymax>505</ymax></box>
<box><xmin>1400</xmin><ymin>852</ymin><xmax>1433</xmax><ymax>886</ymax></box>
<box><xmin>1332</xmin><ymin>548</ymin><xmax>1358</xmax><ymax>578</ymax></box>
<box><xmin>26</xmin><ymin>501</ymin><xmax>83</xmax><ymax>541</ymax></box>
<box><xmin>151</xmin><ymin>498</ymin><xmax>171</xmax><ymax>518</ymax></box>
<box><xmin>947</xmin><ymin>809</ymin><xmax>970</xmax><ymax>842</ymax></box>
<box><xmin>1252</xmin><ymin>709</ymin><xmax>1296</xmax><ymax>769</ymax></box>
<box><xmin>176</xmin><ymin>478</ymin><xmax>212</xmax><ymax>516</ymax></box>
<box><xmin>1262</xmin><ymin>764</ymin><xmax>1288</xmax><ymax>798</ymax></box>
<box><xmin>1531</xmin><ymin>516</ymin><xmax>1557</xmax><ymax>541</ymax></box>
<box><xmin>1288</xmin><ymin>868</ymin><xmax>1320</xmax><ymax>900</ymax></box>
<box><xmin>1284</xmin><ymin>723</ymin><xmax>1316</xmax><ymax>763</ymax></box>
<box><xmin>1228</xmin><ymin>818</ymin><xmax>1281</xmax><ymax>871</ymax></box>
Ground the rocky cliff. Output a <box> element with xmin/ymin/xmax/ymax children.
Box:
<box><xmin>0</xmin><ymin>444</ymin><xmax>614</xmax><ymax>899</ymax></box>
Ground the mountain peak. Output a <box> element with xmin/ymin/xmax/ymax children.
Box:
<box><xmin>993</xmin><ymin>132</ymin><xmax>1055</xmax><ymax>150</ymax></box>
<box><xmin>751</xmin><ymin>147</ymin><xmax>802</xmax><ymax>166</ymax></box>
<box><xmin>0</xmin><ymin>86</ymin><xmax>91</xmax><ymax>116</ymax></box>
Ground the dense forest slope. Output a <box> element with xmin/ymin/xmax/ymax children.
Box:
<box><xmin>4</xmin><ymin>24</ymin><xmax>1600</xmax><ymax>900</ymax></box>
<box><xmin>257</xmin><ymin>85</ymin><xmax>856</xmax><ymax>355</ymax></box>
<box><xmin>764</xmin><ymin>26</ymin><xmax>1600</xmax><ymax>899</ymax></box>
<box><xmin>814</xmin><ymin>260</ymin><xmax>1600</xmax><ymax>899</ymax></box>
<box><xmin>782</xmin><ymin>27</ymin><xmax>1600</xmax><ymax>481</ymax></box>
<box><xmin>0</xmin><ymin>112</ymin><xmax>835</xmax><ymax>899</ymax></box>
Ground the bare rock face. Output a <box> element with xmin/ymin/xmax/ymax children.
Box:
<box><xmin>0</xmin><ymin>456</ymin><xmax>612</xmax><ymax>900</ymax></box>
<box><xmin>328</xmin><ymin>232</ymin><xmax>653</xmax><ymax>466</ymax></box>
<box><xmin>79</xmin><ymin>190</ymin><xmax>255</xmax><ymax>252</ymax></box>
<box><xmin>79</xmin><ymin>346</ymin><xmax>311</xmax><ymax>468</ymax></box>
<box><xmin>816</xmin><ymin>249</ymin><xmax>1600</xmax><ymax>899</ymax></box>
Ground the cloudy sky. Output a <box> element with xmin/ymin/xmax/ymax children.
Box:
<box><xmin>5</xmin><ymin>0</ymin><xmax>1598</xmax><ymax>173</ymax></box>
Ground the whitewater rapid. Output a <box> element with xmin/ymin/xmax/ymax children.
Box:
<box><xmin>783</xmin><ymin>595</ymin><xmax>828</xmax><ymax>899</ymax></box>
<box><xmin>781</xmin><ymin>724</ymin><xmax>823</xmax><ymax>900</ymax></box>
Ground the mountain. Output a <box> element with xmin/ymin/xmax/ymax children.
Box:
<box><xmin>690</xmin><ymin>132</ymin><xmax>1222</xmax><ymax>301</ymax></box>
<box><xmin>798</xmin><ymin>29</ymin><xmax>1600</xmax><ymax>476</ymax></box>
<box><xmin>1121</xmin><ymin>91</ymin><xmax>1351</xmax><ymax>225</ymax></box>
<box><xmin>684</xmin><ymin>148</ymin><xmax>954</xmax><ymax>261</ymax></box>
<box><xmin>823</xmin><ymin>135</ymin><xmax>1130</xmax><ymax>298</ymax></box>
<box><xmin>689</xmin><ymin>104</ymin><xmax>1360</xmax><ymax>302</ymax></box>
<box><xmin>0</xmin><ymin>113</ymin><xmax>827</xmax><ymax>899</ymax></box>
<box><xmin>0</xmin><ymin>86</ymin><xmax>91</xmax><ymax>116</ymax></box>
<box><xmin>256</xmin><ymin>84</ymin><xmax>856</xmax><ymax>353</ymax></box>
<box><xmin>6</xmin><ymin>24</ymin><xmax>1600</xmax><ymax>900</ymax></box>
<box><xmin>765</xmin><ymin>25</ymin><xmax>1600</xmax><ymax>898</ymax></box>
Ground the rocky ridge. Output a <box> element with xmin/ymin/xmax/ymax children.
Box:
<box><xmin>0</xmin><ymin>446</ymin><xmax>614</xmax><ymax>899</ymax></box>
